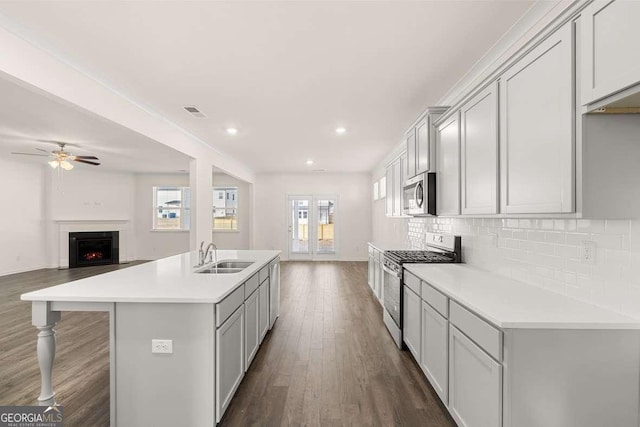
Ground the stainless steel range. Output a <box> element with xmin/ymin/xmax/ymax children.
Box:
<box><xmin>382</xmin><ymin>233</ymin><xmax>461</xmax><ymax>348</ymax></box>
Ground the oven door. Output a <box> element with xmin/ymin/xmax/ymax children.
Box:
<box><xmin>382</xmin><ymin>262</ymin><xmax>403</xmax><ymax>348</ymax></box>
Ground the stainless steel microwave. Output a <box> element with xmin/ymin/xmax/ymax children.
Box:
<box><xmin>403</xmin><ymin>172</ymin><xmax>436</xmax><ymax>216</ymax></box>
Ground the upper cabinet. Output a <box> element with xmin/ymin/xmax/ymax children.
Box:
<box><xmin>436</xmin><ymin>112</ymin><xmax>461</xmax><ymax>216</ymax></box>
<box><xmin>406</xmin><ymin>108</ymin><xmax>447</xmax><ymax>180</ymax></box>
<box><xmin>386</xmin><ymin>153</ymin><xmax>406</xmax><ymax>218</ymax></box>
<box><xmin>581</xmin><ymin>0</ymin><xmax>640</xmax><ymax>105</ymax></box>
<box><xmin>500</xmin><ymin>22</ymin><xmax>574</xmax><ymax>214</ymax></box>
<box><xmin>460</xmin><ymin>82</ymin><xmax>499</xmax><ymax>215</ymax></box>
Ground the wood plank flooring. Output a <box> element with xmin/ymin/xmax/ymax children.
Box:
<box><xmin>220</xmin><ymin>262</ymin><xmax>455</xmax><ymax>426</ymax></box>
<box><xmin>0</xmin><ymin>261</ymin><xmax>455</xmax><ymax>426</ymax></box>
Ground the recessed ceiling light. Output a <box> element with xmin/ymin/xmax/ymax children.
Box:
<box><xmin>306</xmin><ymin>159</ymin><xmax>314</xmax><ymax>165</ymax></box>
<box><xmin>335</xmin><ymin>127</ymin><xmax>347</xmax><ymax>134</ymax></box>
<box><xmin>226</xmin><ymin>128</ymin><xmax>238</xmax><ymax>135</ymax></box>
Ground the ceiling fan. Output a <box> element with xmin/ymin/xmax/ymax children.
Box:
<box><xmin>11</xmin><ymin>141</ymin><xmax>100</xmax><ymax>170</ymax></box>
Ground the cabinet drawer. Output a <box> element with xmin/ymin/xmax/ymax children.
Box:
<box><xmin>216</xmin><ymin>284</ymin><xmax>245</xmax><ymax>328</ymax></box>
<box><xmin>258</xmin><ymin>265</ymin><xmax>269</xmax><ymax>284</ymax></box>
<box><xmin>422</xmin><ymin>281</ymin><xmax>448</xmax><ymax>318</ymax></box>
<box><xmin>244</xmin><ymin>273</ymin><xmax>260</xmax><ymax>299</ymax></box>
<box><xmin>403</xmin><ymin>270</ymin><xmax>421</xmax><ymax>295</ymax></box>
<box><xmin>449</xmin><ymin>301</ymin><xmax>502</xmax><ymax>361</ymax></box>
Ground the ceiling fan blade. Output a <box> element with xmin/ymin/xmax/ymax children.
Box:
<box><xmin>35</xmin><ymin>148</ymin><xmax>51</xmax><ymax>153</ymax></box>
<box><xmin>11</xmin><ymin>152</ymin><xmax>49</xmax><ymax>157</ymax></box>
<box><xmin>73</xmin><ymin>159</ymin><xmax>101</xmax><ymax>166</ymax></box>
<box><xmin>73</xmin><ymin>155</ymin><xmax>99</xmax><ymax>160</ymax></box>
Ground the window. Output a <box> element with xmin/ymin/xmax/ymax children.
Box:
<box><xmin>213</xmin><ymin>187</ymin><xmax>238</xmax><ymax>231</ymax></box>
<box><xmin>153</xmin><ymin>187</ymin><xmax>190</xmax><ymax>230</ymax></box>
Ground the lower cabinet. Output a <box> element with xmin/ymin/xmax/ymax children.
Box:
<box><xmin>269</xmin><ymin>259</ymin><xmax>280</xmax><ymax>329</ymax></box>
<box><xmin>216</xmin><ymin>306</ymin><xmax>245</xmax><ymax>423</ymax></box>
<box><xmin>448</xmin><ymin>325</ymin><xmax>502</xmax><ymax>427</ymax></box>
<box><xmin>403</xmin><ymin>285</ymin><xmax>421</xmax><ymax>360</ymax></box>
<box><xmin>259</xmin><ymin>279</ymin><xmax>270</xmax><ymax>341</ymax></box>
<box><xmin>368</xmin><ymin>251</ymin><xmax>375</xmax><ymax>291</ymax></box>
<box><xmin>420</xmin><ymin>301</ymin><xmax>449</xmax><ymax>405</ymax></box>
<box><xmin>244</xmin><ymin>289</ymin><xmax>259</xmax><ymax>370</ymax></box>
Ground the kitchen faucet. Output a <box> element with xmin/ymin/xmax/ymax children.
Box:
<box><xmin>198</xmin><ymin>241</ymin><xmax>217</xmax><ymax>267</ymax></box>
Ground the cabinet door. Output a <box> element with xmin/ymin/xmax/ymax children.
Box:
<box><xmin>436</xmin><ymin>112</ymin><xmax>461</xmax><ymax>216</ymax></box>
<box><xmin>377</xmin><ymin>260</ymin><xmax>384</xmax><ymax>303</ymax></box>
<box><xmin>259</xmin><ymin>279</ymin><xmax>270</xmax><ymax>342</ymax></box>
<box><xmin>385</xmin><ymin>165</ymin><xmax>393</xmax><ymax>216</ymax></box>
<box><xmin>392</xmin><ymin>158</ymin><xmax>402</xmax><ymax>216</ymax></box>
<box><xmin>244</xmin><ymin>289</ymin><xmax>259</xmax><ymax>369</ymax></box>
<box><xmin>461</xmin><ymin>82</ymin><xmax>499</xmax><ymax>214</ymax></box>
<box><xmin>373</xmin><ymin>258</ymin><xmax>380</xmax><ymax>299</ymax></box>
<box><xmin>400</xmin><ymin>152</ymin><xmax>408</xmax><ymax>213</ymax></box>
<box><xmin>449</xmin><ymin>326</ymin><xmax>502</xmax><ymax>427</ymax></box>
<box><xmin>500</xmin><ymin>23</ymin><xmax>574</xmax><ymax>214</ymax></box>
<box><xmin>368</xmin><ymin>254</ymin><xmax>375</xmax><ymax>290</ymax></box>
<box><xmin>269</xmin><ymin>261</ymin><xmax>280</xmax><ymax>329</ymax></box>
<box><xmin>416</xmin><ymin>117</ymin><xmax>431</xmax><ymax>174</ymax></box>
<box><xmin>216</xmin><ymin>306</ymin><xmax>244</xmax><ymax>422</ymax></box>
<box><xmin>582</xmin><ymin>0</ymin><xmax>640</xmax><ymax>104</ymax></box>
<box><xmin>421</xmin><ymin>301</ymin><xmax>449</xmax><ymax>405</ymax></box>
<box><xmin>406</xmin><ymin>129</ymin><xmax>417</xmax><ymax>178</ymax></box>
<box><xmin>403</xmin><ymin>285</ymin><xmax>421</xmax><ymax>360</ymax></box>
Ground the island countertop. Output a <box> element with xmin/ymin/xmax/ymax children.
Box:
<box><xmin>21</xmin><ymin>250</ymin><xmax>280</xmax><ymax>304</ymax></box>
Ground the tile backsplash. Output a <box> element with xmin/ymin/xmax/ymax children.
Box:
<box><xmin>408</xmin><ymin>217</ymin><xmax>640</xmax><ymax>318</ymax></box>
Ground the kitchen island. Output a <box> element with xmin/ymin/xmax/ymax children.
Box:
<box><xmin>21</xmin><ymin>249</ymin><xmax>281</xmax><ymax>427</ymax></box>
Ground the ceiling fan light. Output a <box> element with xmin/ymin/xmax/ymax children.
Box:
<box><xmin>48</xmin><ymin>160</ymin><xmax>60</xmax><ymax>169</ymax></box>
<box><xmin>60</xmin><ymin>160</ymin><xmax>74</xmax><ymax>171</ymax></box>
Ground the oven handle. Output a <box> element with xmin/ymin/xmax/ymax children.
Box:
<box><xmin>383</xmin><ymin>265</ymin><xmax>401</xmax><ymax>278</ymax></box>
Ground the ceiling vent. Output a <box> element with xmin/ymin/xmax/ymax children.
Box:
<box><xmin>184</xmin><ymin>106</ymin><xmax>206</xmax><ymax>118</ymax></box>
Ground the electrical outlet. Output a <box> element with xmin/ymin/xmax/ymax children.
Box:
<box><xmin>151</xmin><ymin>339</ymin><xmax>173</xmax><ymax>354</ymax></box>
<box><xmin>580</xmin><ymin>241</ymin><xmax>596</xmax><ymax>265</ymax></box>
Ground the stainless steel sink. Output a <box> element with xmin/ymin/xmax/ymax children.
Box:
<box><xmin>197</xmin><ymin>267</ymin><xmax>244</xmax><ymax>274</ymax></box>
<box><xmin>214</xmin><ymin>261</ymin><xmax>254</xmax><ymax>269</ymax></box>
<box><xmin>196</xmin><ymin>260</ymin><xmax>254</xmax><ymax>274</ymax></box>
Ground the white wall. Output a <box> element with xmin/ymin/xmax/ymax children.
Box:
<box><xmin>134</xmin><ymin>173</ymin><xmax>190</xmax><ymax>260</ymax></box>
<box><xmin>212</xmin><ymin>173</ymin><xmax>251</xmax><ymax>250</ymax></box>
<box><xmin>0</xmin><ymin>158</ymin><xmax>47</xmax><ymax>275</ymax></box>
<box><xmin>254</xmin><ymin>173</ymin><xmax>371</xmax><ymax>261</ymax></box>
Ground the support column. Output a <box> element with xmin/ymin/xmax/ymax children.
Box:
<box><xmin>32</xmin><ymin>301</ymin><xmax>61</xmax><ymax>406</ymax></box>
<box><xmin>189</xmin><ymin>158</ymin><xmax>214</xmax><ymax>251</ymax></box>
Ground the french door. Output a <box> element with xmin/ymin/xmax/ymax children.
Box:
<box><xmin>287</xmin><ymin>195</ymin><xmax>337</xmax><ymax>260</ymax></box>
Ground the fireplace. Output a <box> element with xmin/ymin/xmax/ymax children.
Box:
<box><xmin>69</xmin><ymin>231</ymin><xmax>119</xmax><ymax>268</ymax></box>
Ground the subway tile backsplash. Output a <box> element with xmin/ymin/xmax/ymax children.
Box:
<box><xmin>407</xmin><ymin>217</ymin><xmax>640</xmax><ymax>318</ymax></box>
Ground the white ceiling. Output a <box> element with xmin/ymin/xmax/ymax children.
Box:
<box><xmin>0</xmin><ymin>74</ymin><xmax>191</xmax><ymax>173</ymax></box>
<box><xmin>0</xmin><ymin>1</ymin><xmax>534</xmax><ymax>173</ymax></box>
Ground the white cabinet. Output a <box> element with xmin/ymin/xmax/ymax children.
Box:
<box><xmin>420</xmin><ymin>301</ymin><xmax>449</xmax><ymax>405</ymax></box>
<box><xmin>368</xmin><ymin>250</ymin><xmax>375</xmax><ymax>291</ymax></box>
<box><xmin>500</xmin><ymin>23</ymin><xmax>574</xmax><ymax>214</ymax></box>
<box><xmin>385</xmin><ymin>164</ymin><xmax>393</xmax><ymax>216</ymax></box>
<box><xmin>259</xmin><ymin>279</ymin><xmax>270</xmax><ymax>342</ymax></box>
<box><xmin>436</xmin><ymin>112</ymin><xmax>461</xmax><ymax>216</ymax></box>
<box><xmin>244</xmin><ymin>289</ymin><xmax>259</xmax><ymax>369</ymax></box>
<box><xmin>460</xmin><ymin>82</ymin><xmax>499</xmax><ymax>215</ymax></box>
<box><xmin>269</xmin><ymin>259</ymin><xmax>280</xmax><ymax>329</ymax></box>
<box><xmin>581</xmin><ymin>0</ymin><xmax>640</xmax><ymax>105</ymax></box>
<box><xmin>449</xmin><ymin>325</ymin><xmax>502</xmax><ymax>427</ymax></box>
<box><xmin>415</xmin><ymin>116</ymin><xmax>430</xmax><ymax>174</ymax></box>
<box><xmin>402</xmin><ymin>284</ymin><xmax>421</xmax><ymax>360</ymax></box>
<box><xmin>406</xmin><ymin>129</ymin><xmax>417</xmax><ymax>178</ymax></box>
<box><xmin>216</xmin><ymin>306</ymin><xmax>244</xmax><ymax>422</ymax></box>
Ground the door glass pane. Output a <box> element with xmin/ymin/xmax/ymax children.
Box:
<box><xmin>316</xmin><ymin>199</ymin><xmax>335</xmax><ymax>253</ymax></box>
<box><xmin>291</xmin><ymin>199</ymin><xmax>309</xmax><ymax>253</ymax></box>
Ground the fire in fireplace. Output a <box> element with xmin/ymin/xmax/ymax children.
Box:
<box><xmin>69</xmin><ymin>231</ymin><xmax>119</xmax><ymax>268</ymax></box>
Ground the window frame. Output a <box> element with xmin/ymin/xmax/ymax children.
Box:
<box><xmin>212</xmin><ymin>186</ymin><xmax>239</xmax><ymax>232</ymax></box>
<box><xmin>152</xmin><ymin>186</ymin><xmax>191</xmax><ymax>231</ymax></box>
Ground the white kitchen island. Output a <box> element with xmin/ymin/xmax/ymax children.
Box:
<box><xmin>21</xmin><ymin>250</ymin><xmax>281</xmax><ymax>427</ymax></box>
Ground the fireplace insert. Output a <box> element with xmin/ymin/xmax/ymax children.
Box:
<box><xmin>69</xmin><ymin>231</ymin><xmax>119</xmax><ymax>268</ymax></box>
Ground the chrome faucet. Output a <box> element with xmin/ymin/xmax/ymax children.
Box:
<box><xmin>204</xmin><ymin>242</ymin><xmax>217</xmax><ymax>265</ymax></box>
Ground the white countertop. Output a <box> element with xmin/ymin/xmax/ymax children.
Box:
<box><xmin>404</xmin><ymin>264</ymin><xmax>640</xmax><ymax>330</ymax></box>
<box><xmin>368</xmin><ymin>241</ymin><xmax>412</xmax><ymax>252</ymax></box>
<box><xmin>21</xmin><ymin>250</ymin><xmax>280</xmax><ymax>304</ymax></box>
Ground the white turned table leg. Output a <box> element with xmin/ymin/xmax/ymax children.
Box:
<box><xmin>36</xmin><ymin>324</ymin><xmax>57</xmax><ymax>405</ymax></box>
<box><xmin>31</xmin><ymin>301</ymin><xmax>61</xmax><ymax>406</ymax></box>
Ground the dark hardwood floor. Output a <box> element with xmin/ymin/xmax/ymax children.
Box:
<box><xmin>0</xmin><ymin>261</ymin><xmax>455</xmax><ymax>426</ymax></box>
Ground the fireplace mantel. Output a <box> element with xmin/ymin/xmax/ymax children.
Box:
<box><xmin>56</xmin><ymin>220</ymin><xmax>131</xmax><ymax>268</ymax></box>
